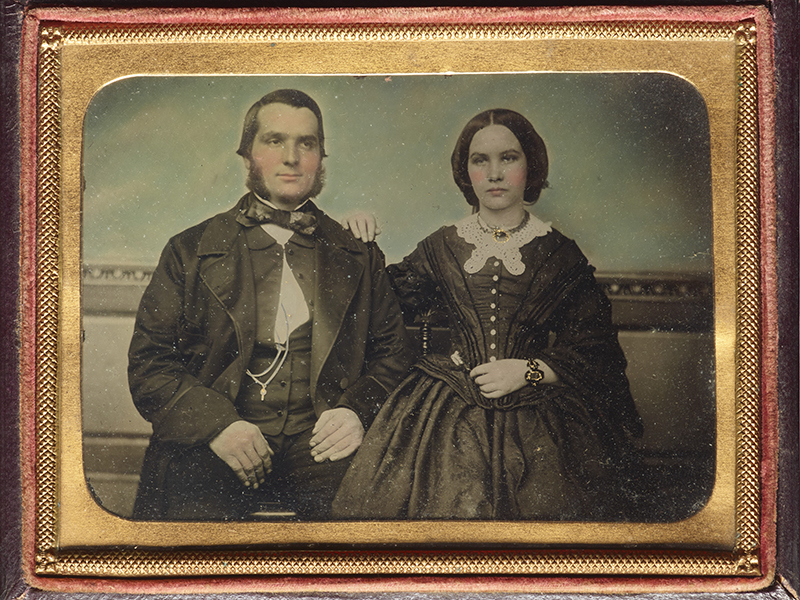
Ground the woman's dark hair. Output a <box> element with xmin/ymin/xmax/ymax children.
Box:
<box><xmin>236</xmin><ymin>89</ymin><xmax>327</xmax><ymax>159</ymax></box>
<box><xmin>451</xmin><ymin>109</ymin><xmax>548</xmax><ymax>207</ymax></box>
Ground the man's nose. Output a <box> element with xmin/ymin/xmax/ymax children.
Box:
<box><xmin>282</xmin><ymin>143</ymin><xmax>300</xmax><ymax>165</ymax></box>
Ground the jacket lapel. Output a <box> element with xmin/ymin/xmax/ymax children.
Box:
<box><xmin>196</xmin><ymin>197</ymin><xmax>257</xmax><ymax>387</ymax></box>
<box><xmin>310</xmin><ymin>208</ymin><xmax>365</xmax><ymax>395</ymax></box>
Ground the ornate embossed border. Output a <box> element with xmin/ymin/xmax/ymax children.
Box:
<box><xmin>20</xmin><ymin>6</ymin><xmax>776</xmax><ymax>592</ymax></box>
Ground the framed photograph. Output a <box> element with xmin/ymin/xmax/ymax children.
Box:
<box><xmin>19</xmin><ymin>5</ymin><xmax>778</xmax><ymax>593</ymax></box>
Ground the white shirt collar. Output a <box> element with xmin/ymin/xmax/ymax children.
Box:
<box><xmin>253</xmin><ymin>192</ymin><xmax>310</xmax><ymax>212</ymax></box>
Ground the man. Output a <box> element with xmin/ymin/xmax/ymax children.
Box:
<box><xmin>128</xmin><ymin>89</ymin><xmax>411</xmax><ymax>520</ymax></box>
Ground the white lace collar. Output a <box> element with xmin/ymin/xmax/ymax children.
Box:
<box><xmin>454</xmin><ymin>211</ymin><xmax>552</xmax><ymax>275</ymax></box>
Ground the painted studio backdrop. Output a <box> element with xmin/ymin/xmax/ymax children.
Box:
<box><xmin>81</xmin><ymin>74</ymin><xmax>715</xmax><ymax>521</ymax></box>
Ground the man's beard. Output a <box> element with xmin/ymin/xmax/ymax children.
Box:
<box><xmin>245</xmin><ymin>162</ymin><xmax>326</xmax><ymax>206</ymax></box>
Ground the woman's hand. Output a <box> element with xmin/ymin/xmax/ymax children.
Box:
<box><xmin>341</xmin><ymin>211</ymin><xmax>381</xmax><ymax>242</ymax></box>
<box><xmin>470</xmin><ymin>358</ymin><xmax>559</xmax><ymax>398</ymax></box>
<box><xmin>470</xmin><ymin>359</ymin><xmax>528</xmax><ymax>398</ymax></box>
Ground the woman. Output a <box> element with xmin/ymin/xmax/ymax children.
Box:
<box><xmin>332</xmin><ymin>109</ymin><xmax>643</xmax><ymax>521</ymax></box>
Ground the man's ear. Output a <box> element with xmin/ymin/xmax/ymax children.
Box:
<box><xmin>243</xmin><ymin>157</ymin><xmax>252</xmax><ymax>171</ymax></box>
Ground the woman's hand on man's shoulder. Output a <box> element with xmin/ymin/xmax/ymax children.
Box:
<box><xmin>341</xmin><ymin>211</ymin><xmax>381</xmax><ymax>243</ymax></box>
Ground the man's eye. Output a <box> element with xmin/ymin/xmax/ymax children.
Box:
<box><xmin>300</xmin><ymin>140</ymin><xmax>317</xmax><ymax>150</ymax></box>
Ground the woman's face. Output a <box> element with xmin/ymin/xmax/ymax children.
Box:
<box><xmin>467</xmin><ymin>124</ymin><xmax>528</xmax><ymax>213</ymax></box>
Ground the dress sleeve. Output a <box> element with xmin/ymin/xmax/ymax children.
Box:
<box><xmin>538</xmin><ymin>268</ymin><xmax>643</xmax><ymax>438</ymax></box>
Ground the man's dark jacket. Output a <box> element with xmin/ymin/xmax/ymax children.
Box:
<box><xmin>128</xmin><ymin>195</ymin><xmax>412</xmax><ymax>519</ymax></box>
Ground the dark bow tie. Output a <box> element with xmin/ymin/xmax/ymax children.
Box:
<box><xmin>236</xmin><ymin>196</ymin><xmax>317</xmax><ymax>235</ymax></box>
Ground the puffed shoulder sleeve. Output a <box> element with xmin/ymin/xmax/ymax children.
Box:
<box><xmin>386</xmin><ymin>242</ymin><xmax>440</xmax><ymax>320</ymax></box>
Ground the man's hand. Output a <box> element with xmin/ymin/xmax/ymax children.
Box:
<box><xmin>209</xmin><ymin>420</ymin><xmax>273</xmax><ymax>488</ymax></box>
<box><xmin>309</xmin><ymin>407</ymin><xmax>364</xmax><ymax>462</ymax></box>
<box><xmin>341</xmin><ymin>212</ymin><xmax>380</xmax><ymax>242</ymax></box>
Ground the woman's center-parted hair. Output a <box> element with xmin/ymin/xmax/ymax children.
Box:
<box><xmin>451</xmin><ymin>109</ymin><xmax>549</xmax><ymax>207</ymax></box>
<box><xmin>236</xmin><ymin>89</ymin><xmax>327</xmax><ymax>160</ymax></box>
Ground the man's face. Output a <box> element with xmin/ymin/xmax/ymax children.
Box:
<box><xmin>244</xmin><ymin>103</ymin><xmax>323</xmax><ymax>210</ymax></box>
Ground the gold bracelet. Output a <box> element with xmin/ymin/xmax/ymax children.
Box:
<box><xmin>525</xmin><ymin>358</ymin><xmax>544</xmax><ymax>386</ymax></box>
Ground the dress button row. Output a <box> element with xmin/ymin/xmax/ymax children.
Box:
<box><xmin>489</xmin><ymin>266</ymin><xmax>499</xmax><ymax>357</ymax></box>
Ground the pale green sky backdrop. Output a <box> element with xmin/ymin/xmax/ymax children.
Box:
<box><xmin>82</xmin><ymin>73</ymin><xmax>712</xmax><ymax>272</ymax></box>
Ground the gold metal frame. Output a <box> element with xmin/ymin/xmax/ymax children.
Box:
<box><xmin>22</xmin><ymin>6</ymin><xmax>774</xmax><ymax>591</ymax></box>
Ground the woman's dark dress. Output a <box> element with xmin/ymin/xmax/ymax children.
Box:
<box><xmin>332</xmin><ymin>218</ymin><xmax>643</xmax><ymax>520</ymax></box>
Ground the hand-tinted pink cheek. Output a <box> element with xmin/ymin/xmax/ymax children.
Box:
<box><xmin>507</xmin><ymin>166</ymin><xmax>527</xmax><ymax>186</ymax></box>
<box><xmin>252</xmin><ymin>148</ymin><xmax>277</xmax><ymax>166</ymax></box>
<box><xmin>469</xmin><ymin>169</ymin><xmax>486</xmax><ymax>184</ymax></box>
<box><xmin>301</xmin><ymin>155</ymin><xmax>321</xmax><ymax>171</ymax></box>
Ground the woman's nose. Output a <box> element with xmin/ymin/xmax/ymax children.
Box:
<box><xmin>488</xmin><ymin>161</ymin><xmax>503</xmax><ymax>181</ymax></box>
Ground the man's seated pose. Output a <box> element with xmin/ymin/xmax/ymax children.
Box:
<box><xmin>128</xmin><ymin>89</ymin><xmax>411</xmax><ymax>520</ymax></box>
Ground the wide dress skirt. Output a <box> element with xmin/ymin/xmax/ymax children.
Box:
<box><xmin>332</xmin><ymin>358</ymin><xmax>621</xmax><ymax>521</ymax></box>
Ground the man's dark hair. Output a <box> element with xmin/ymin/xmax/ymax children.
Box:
<box><xmin>451</xmin><ymin>108</ymin><xmax>549</xmax><ymax>208</ymax></box>
<box><xmin>237</xmin><ymin>89</ymin><xmax>327</xmax><ymax>159</ymax></box>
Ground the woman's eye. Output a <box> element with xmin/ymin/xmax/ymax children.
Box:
<box><xmin>502</xmin><ymin>154</ymin><xmax>519</xmax><ymax>163</ymax></box>
<box><xmin>470</xmin><ymin>156</ymin><xmax>487</xmax><ymax>165</ymax></box>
